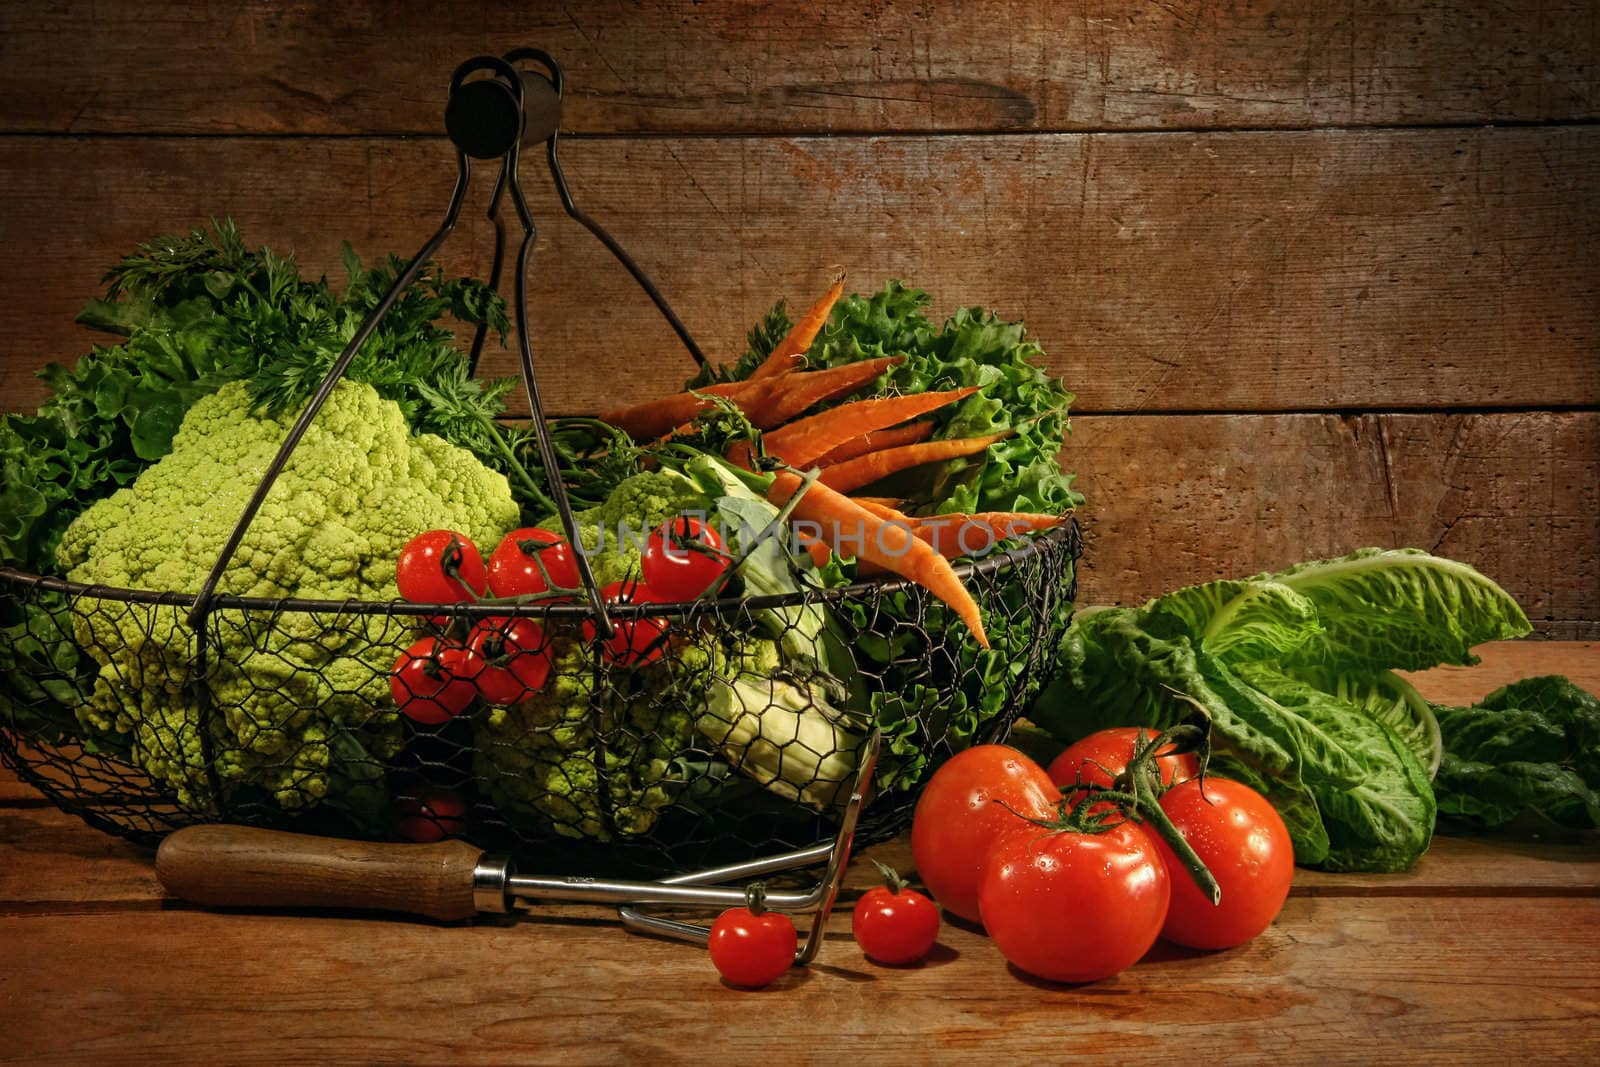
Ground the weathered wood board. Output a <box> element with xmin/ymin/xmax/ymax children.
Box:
<box><xmin>2</xmin><ymin>128</ymin><xmax>1595</xmax><ymax>415</ymax></box>
<box><xmin>1070</xmin><ymin>411</ymin><xmax>1600</xmax><ymax>638</ymax></box>
<box><xmin>3</xmin><ymin>0</ymin><xmax>1595</xmax><ymax>134</ymax></box>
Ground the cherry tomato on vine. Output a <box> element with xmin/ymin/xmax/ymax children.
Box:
<box><xmin>487</xmin><ymin>527</ymin><xmax>582</xmax><ymax>599</ymax></box>
<box><xmin>389</xmin><ymin>636</ymin><xmax>481</xmax><ymax>725</ymax></box>
<box><xmin>979</xmin><ymin>812</ymin><xmax>1171</xmax><ymax>984</ymax></box>
<box><xmin>393</xmin><ymin>787</ymin><xmax>468</xmax><ymax>843</ymax></box>
<box><xmin>1152</xmin><ymin>777</ymin><xmax>1294</xmax><ymax>950</ymax></box>
<box><xmin>581</xmin><ymin>579</ymin><xmax>669</xmax><ymax>667</ymax></box>
<box><xmin>641</xmin><ymin>516</ymin><xmax>729</xmax><ymax>601</ymax></box>
<box><xmin>397</xmin><ymin>530</ymin><xmax>487</xmax><ymax>622</ymax></box>
<box><xmin>465</xmin><ymin>617</ymin><xmax>553</xmax><ymax>705</ymax></box>
<box><xmin>909</xmin><ymin>745</ymin><xmax>1060</xmax><ymax>924</ymax></box>
<box><xmin>708</xmin><ymin>905</ymin><xmax>797</xmax><ymax>988</ymax></box>
<box><xmin>1047</xmin><ymin>727</ymin><xmax>1200</xmax><ymax>795</ymax></box>
<box><xmin>852</xmin><ymin>863</ymin><xmax>941</xmax><ymax>965</ymax></box>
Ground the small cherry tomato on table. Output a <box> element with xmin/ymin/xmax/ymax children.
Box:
<box><xmin>487</xmin><ymin>527</ymin><xmax>581</xmax><ymax>599</ymax></box>
<box><xmin>1152</xmin><ymin>777</ymin><xmax>1294</xmax><ymax>950</ymax></box>
<box><xmin>393</xmin><ymin>787</ymin><xmax>468</xmax><ymax>843</ymax></box>
<box><xmin>465</xmin><ymin>616</ymin><xmax>552</xmax><ymax>704</ymax></box>
<box><xmin>1046</xmin><ymin>726</ymin><xmax>1200</xmax><ymax>795</ymax></box>
<box><xmin>641</xmin><ymin>516</ymin><xmax>729</xmax><ymax>601</ymax></box>
<box><xmin>390</xmin><ymin>636</ymin><xmax>481</xmax><ymax>724</ymax></box>
<box><xmin>979</xmin><ymin>809</ymin><xmax>1171</xmax><ymax>984</ymax></box>
<box><xmin>909</xmin><ymin>744</ymin><xmax>1060</xmax><ymax>924</ymax></box>
<box><xmin>582</xmin><ymin>579</ymin><xmax>669</xmax><ymax>667</ymax></box>
<box><xmin>852</xmin><ymin>861</ymin><xmax>940</xmax><ymax>965</ymax></box>
<box><xmin>708</xmin><ymin>894</ymin><xmax>797</xmax><ymax>988</ymax></box>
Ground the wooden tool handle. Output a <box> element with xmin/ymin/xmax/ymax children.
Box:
<box><xmin>156</xmin><ymin>824</ymin><xmax>486</xmax><ymax>922</ymax></box>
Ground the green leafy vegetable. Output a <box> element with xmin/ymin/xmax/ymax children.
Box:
<box><xmin>1029</xmin><ymin>548</ymin><xmax>1532</xmax><ymax>872</ymax></box>
<box><xmin>0</xmin><ymin>219</ymin><xmax>511</xmax><ymax>573</ymax></box>
<box><xmin>1433</xmin><ymin>676</ymin><xmax>1600</xmax><ymax>829</ymax></box>
<box><xmin>693</xmin><ymin>281</ymin><xmax>1082</xmax><ymax>517</ymax></box>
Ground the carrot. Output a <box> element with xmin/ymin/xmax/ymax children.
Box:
<box><xmin>793</xmin><ymin>528</ymin><xmax>836</xmax><ymax>569</ymax></box>
<box><xmin>762</xmin><ymin>387</ymin><xmax>981</xmax><ymax>469</ymax></box>
<box><xmin>857</xmin><ymin>512</ymin><xmax>1067</xmax><ymax>574</ymax></box>
<box><xmin>817</xmin><ymin>432</ymin><xmax>1011</xmax><ymax>494</ymax></box>
<box><xmin>815</xmin><ymin>421</ymin><xmax>934</xmax><ymax>466</ymax></box>
<box><xmin>757</xmin><ymin>356</ymin><xmax>902</xmax><ymax>428</ymax></box>
<box><xmin>766</xmin><ymin>471</ymin><xmax>988</xmax><ymax>647</ymax></box>
<box><xmin>911</xmin><ymin>512</ymin><xmax>1066</xmax><ymax>558</ymax></box>
<box><xmin>850</xmin><ymin>496</ymin><xmax>906</xmax><ymax>511</ymax></box>
<box><xmin>851</xmin><ymin>498</ymin><xmax>913</xmax><ymax>523</ymax></box>
<box><xmin>749</xmin><ymin>275</ymin><xmax>846</xmax><ymax>380</ymax></box>
<box><xmin>601</xmin><ymin>378</ymin><xmax>771</xmax><ymax>440</ymax></box>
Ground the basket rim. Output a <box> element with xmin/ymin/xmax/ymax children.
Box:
<box><xmin>0</xmin><ymin>517</ymin><xmax>1081</xmax><ymax>620</ymax></box>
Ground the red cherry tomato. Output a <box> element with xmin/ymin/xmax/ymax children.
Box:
<box><xmin>708</xmin><ymin>906</ymin><xmax>797</xmax><ymax>988</ymax></box>
<box><xmin>581</xmin><ymin>579</ymin><xmax>669</xmax><ymax>667</ymax></box>
<box><xmin>641</xmin><ymin>516</ymin><xmax>729</xmax><ymax>601</ymax></box>
<box><xmin>909</xmin><ymin>745</ymin><xmax>1060</xmax><ymax>924</ymax></box>
<box><xmin>394</xmin><ymin>787</ymin><xmax>468</xmax><ymax>843</ymax></box>
<box><xmin>396</xmin><ymin>530</ymin><xmax>487</xmax><ymax>622</ymax></box>
<box><xmin>465</xmin><ymin>617</ymin><xmax>552</xmax><ymax>705</ymax></box>
<box><xmin>487</xmin><ymin>527</ymin><xmax>582</xmax><ymax>599</ymax></box>
<box><xmin>1047</xmin><ymin>727</ymin><xmax>1200</xmax><ymax>795</ymax></box>
<box><xmin>852</xmin><ymin>867</ymin><xmax>941</xmax><ymax>965</ymax></box>
<box><xmin>979</xmin><ymin>814</ymin><xmax>1171</xmax><ymax>984</ymax></box>
<box><xmin>1152</xmin><ymin>777</ymin><xmax>1295</xmax><ymax>950</ymax></box>
<box><xmin>389</xmin><ymin>637</ymin><xmax>481</xmax><ymax>724</ymax></box>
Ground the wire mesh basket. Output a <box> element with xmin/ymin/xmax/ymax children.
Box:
<box><xmin>0</xmin><ymin>49</ymin><xmax>1083</xmax><ymax>876</ymax></box>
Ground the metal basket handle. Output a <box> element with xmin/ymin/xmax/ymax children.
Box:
<box><xmin>184</xmin><ymin>50</ymin><xmax>704</xmax><ymax>645</ymax></box>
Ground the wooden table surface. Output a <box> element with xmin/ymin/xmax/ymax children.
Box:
<box><xmin>2</xmin><ymin>640</ymin><xmax>1597</xmax><ymax>1064</ymax></box>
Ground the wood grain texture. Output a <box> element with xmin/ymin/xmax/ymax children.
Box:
<box><xmin>2</xmin><ymin>645</ymin><xmax>1598</xmax><ymax>1062</ymax></box>
<box><xmin>154</xmin><ymin>825</ymin><xmax>483</xmax><ymax>922</ymax></box>
<box><xmin>1</xmin><ymin>897</ymin><xmax>1596</xmax><ymax>1064</ymax></box>
<box><xmin>1</xmin><ymin>128</ymin><xmax>1595</xmax><ymax>417</ymax></box>
<box><xmin>2</xmin><ymin>1</ymin><xmax>1594</xmax><ymax>135</ymax></box>
<box><xmin>1071</xmin><ymin>411</ymin><xmax>1600</xmax><ymax>637</ymax></box>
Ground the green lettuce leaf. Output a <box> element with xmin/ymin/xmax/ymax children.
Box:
<box><xmin>1030</xmin><ymin>548</ymin><xmax>1528</xmax><ymax>872</ymax></box>
<box><xmin>1268</xmin><ymin>548</ymin><xmax>1531</xmax><ymax>671</ymax></box>
<box><xmin>1433</xmin><ymin>676</ymin><xmax>1600</xmax><ymax>829</ymax></box>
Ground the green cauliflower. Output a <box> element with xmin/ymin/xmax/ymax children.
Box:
<box><xmin>57</xmin><ymin>379</ymin><xmax>520</xmax><ymax>814</ymax></box>
<box><xmin>541</xmin><ymin>469</ymin><xmax>712</xmax><ymax>588</ymax></box>
<box><xmin>474</xmin><ymin>637</ymin><xmax>724</xmax><ymax>840</ymax></box>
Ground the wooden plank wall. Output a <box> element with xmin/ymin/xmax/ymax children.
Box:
<box><xmin>1</xmin><ymin>1</ymin><xmax>1595</xmax><ymax>636</ymax></box>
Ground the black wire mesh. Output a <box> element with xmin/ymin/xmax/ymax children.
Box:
<box><xmin>0</xmin><ymin>522</ymin><xmax>1079</xmax><ymax>875</ymax></box>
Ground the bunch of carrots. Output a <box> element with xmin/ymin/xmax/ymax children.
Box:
<box><xmin>600</xmin><ymin>278</ymin><xmax>1067</xmax><ymax>650</ymax></box>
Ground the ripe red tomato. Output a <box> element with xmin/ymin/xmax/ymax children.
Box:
<box><xmin>1152</xmin><ymin>777</ymin><xmax>1295</xmax><ymax>950</ymax></box>
<box><xmin>1046</xmin><ymin>726</ymin><xmax>1200</xmax><ymax>795</ymax></box>
<box><xmin>979</xmin><ymin>815</ymin><xmax>1171</xmax><ymax>984</ymax></box>
<box><xmin>389</xmin><ymin>637</ymin><xmax>481</xmax><ymax>724</ymax></box>
<box><xmin>640</xmin><ymin>516</ymin><xmax>729</xmax><ymax>601</ymax></box>
<box><xmin>486</xmin><ymin>527</ymin><xmax>582</xmax><ymax>599</ymax></box>
<box><xmin>582</xmin><ymin>579</ymin><xmax>669</xmax><ymax>667</ymax></box>
<box><xmin>909</xmin><ymin>745</ymin><xmax>1060</xmax><ymax>924</ymax></box>
<box><xmin>853</xmin><ymin>878</ymin><xmax>941</xmax><ymax>966</ymax></box>
<box><xmin>708</xmin><ymin>907</ymin><xmax>797</xmax><ymax>988</ymax></box>
<box><xmin>465</xmin><ymin>617</ymin><xmax>552</xmax><ymax>705</ymax></box>
<box><xmin>397</xmin><ymin>530</ymin><xmax>487</xmax><ymax>622</ymax></box>
<box><xmin>394</xmin><ymin>787</ymin><xmax>468</xmax><ymax>843</ymax></box>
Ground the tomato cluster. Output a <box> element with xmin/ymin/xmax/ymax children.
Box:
<box><xmin>390</xmin><ymin>518</ymin><xmax>734</xmax><ymax>724</ymax></box>
<box><xmin>910</xmin><ymin>729</ymin><xmax>1294</xmax><ymax>984</ymax></box>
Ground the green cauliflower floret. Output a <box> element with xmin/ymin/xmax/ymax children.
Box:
<box><xmin>474</xmin><ymin>637</ymin><xmax>721</xmax><ymax>840</ymax></box>
<box><xmin>542</xmin><ymin>469</ymin><xmax>711</xmax><ymax>588</ymax></box>
<box><xmin>57</xmin><ymin>380</ymin><xmax>521</xmax><ymax>814</ymax></box>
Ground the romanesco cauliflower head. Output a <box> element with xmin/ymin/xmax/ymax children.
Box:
<box><xmin>57</xmin><ymin>380</ymin><xmax>521</xmax><ymax>814</ymax></box>
<box><xmin>543</xmin><ymin>469</ymin><xmax>711</xmax><ymax>588</ymax></box>
<box><xmin>473</xmin><ymin>637</ymin><xmax>700</xmax><ymax>840</ymax></box>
